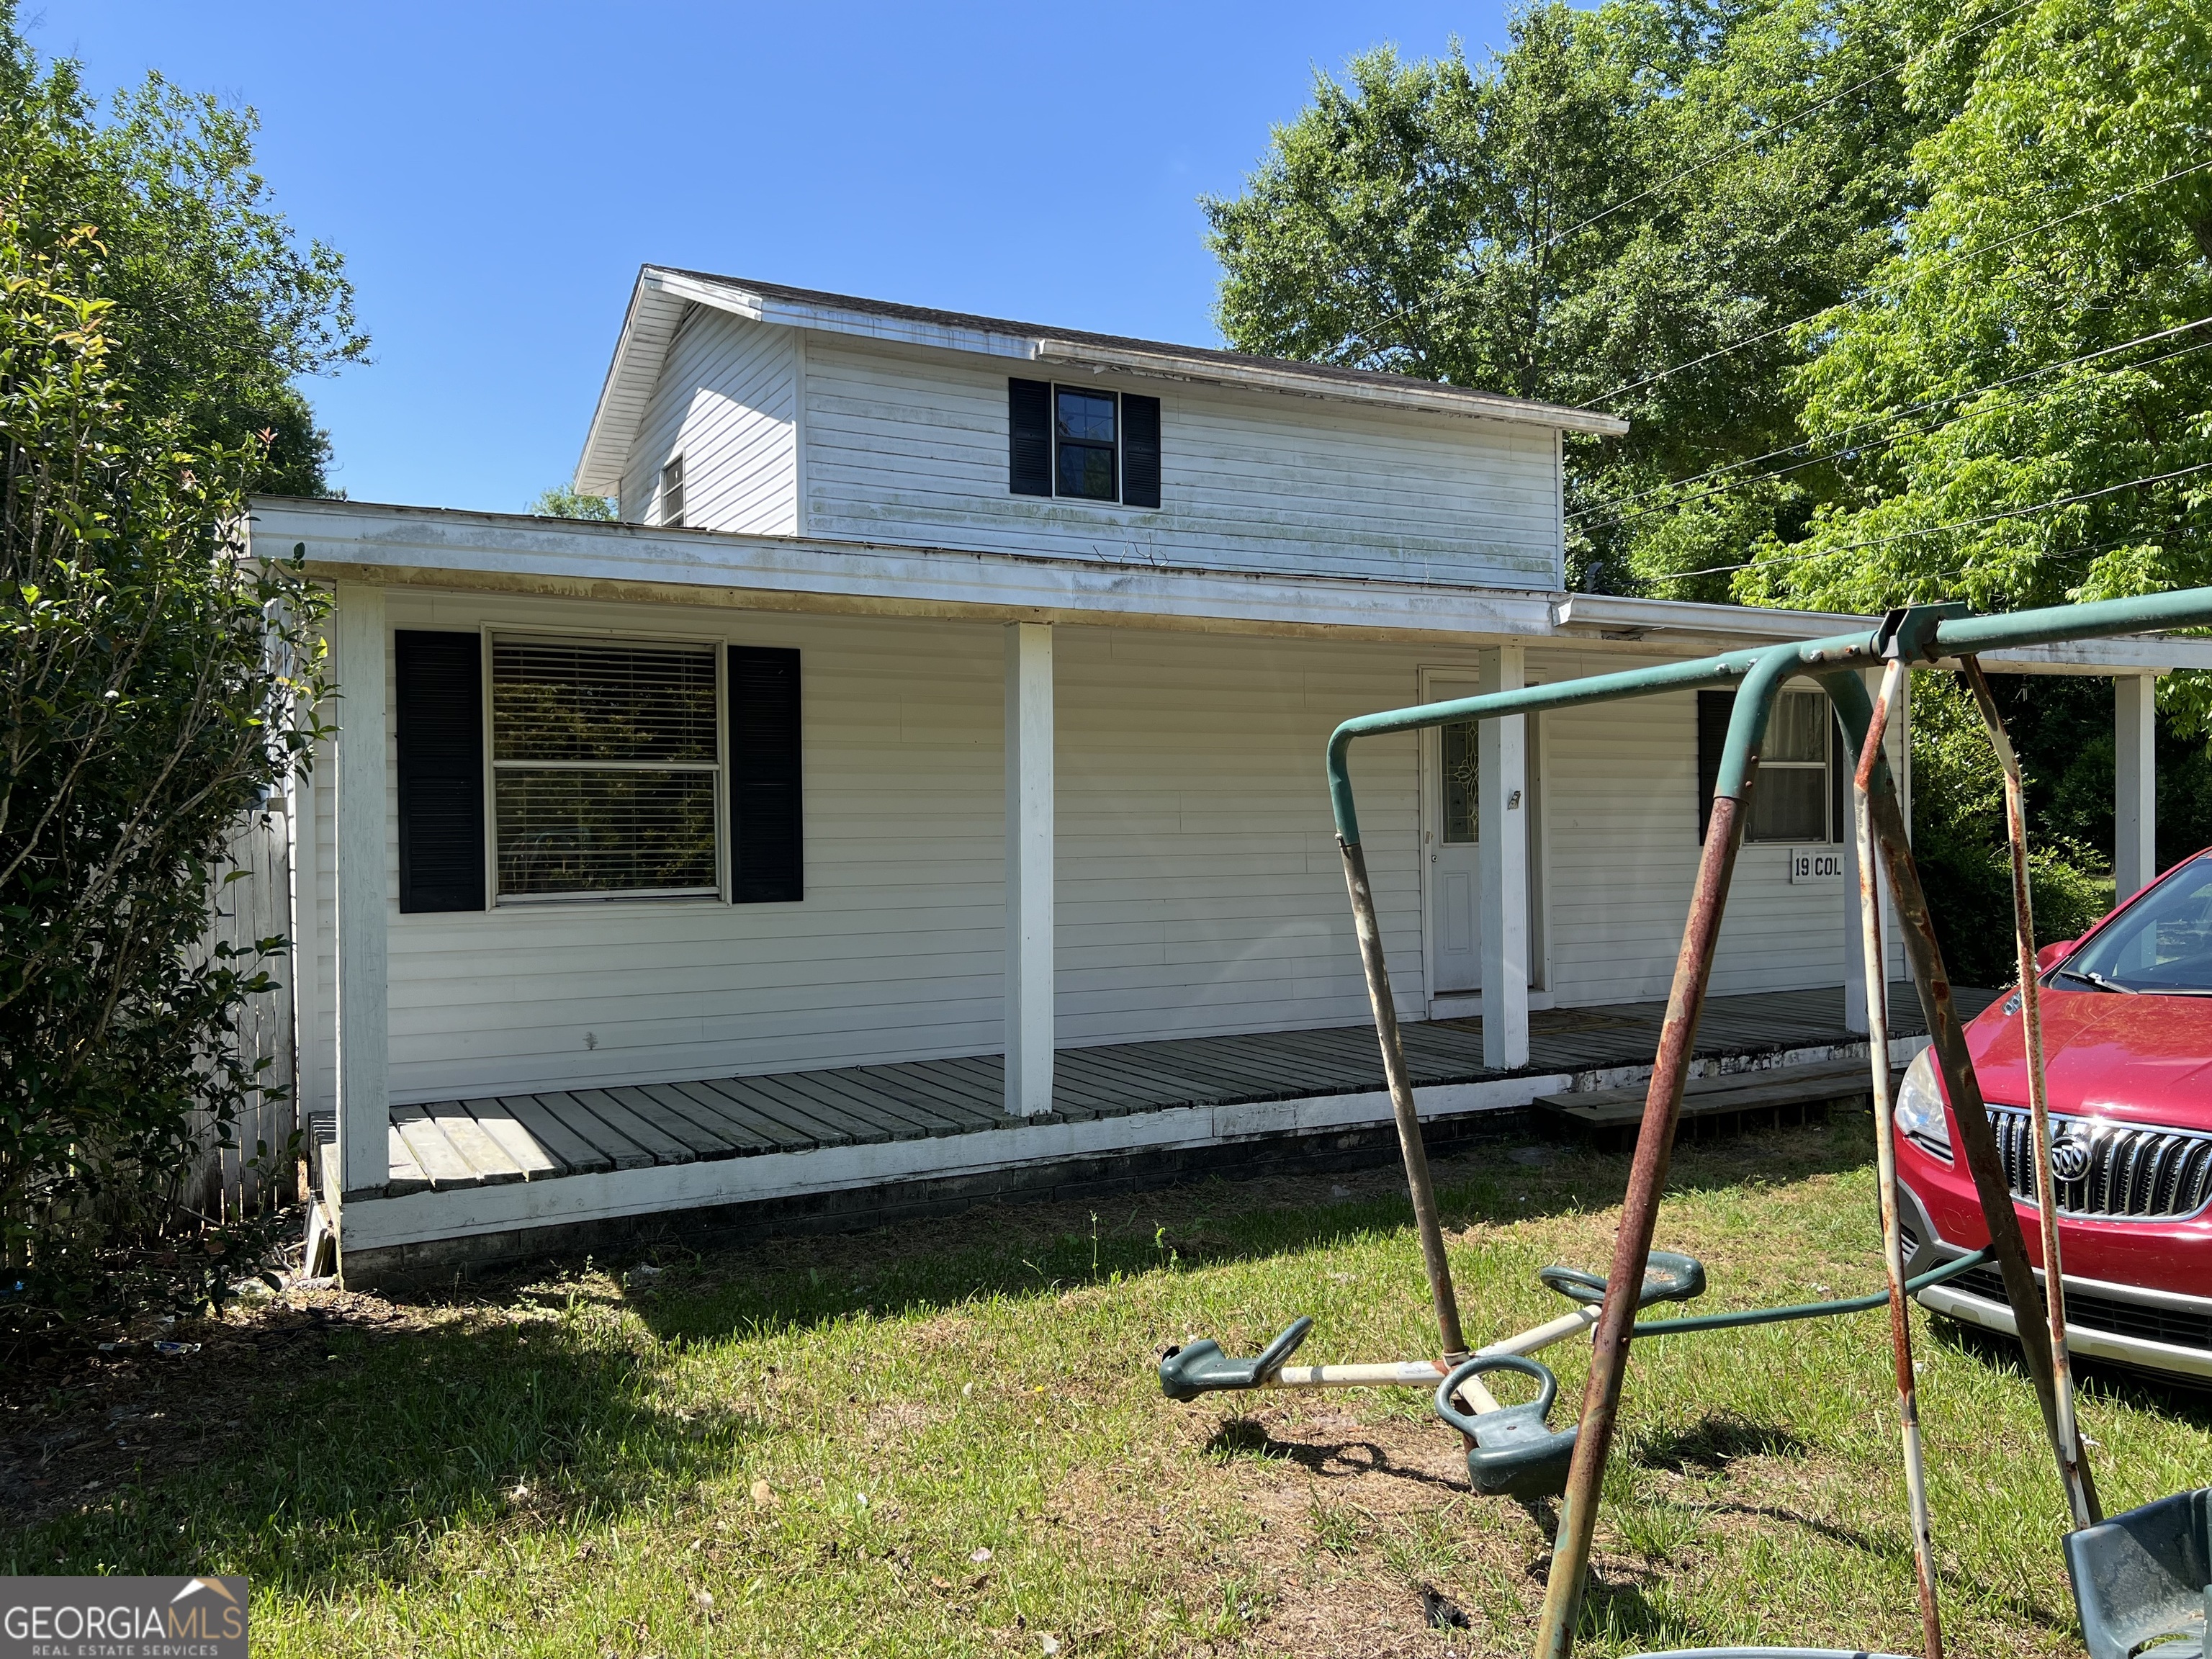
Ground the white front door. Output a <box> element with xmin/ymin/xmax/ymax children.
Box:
<box><xmin>1433</xmin><ymin>715</ymin><xmax>1483</xmax><ymax>993</ymax></box>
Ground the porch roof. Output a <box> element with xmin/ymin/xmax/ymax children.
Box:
<box><xmin>248</xmin><ymin>495</ymin><xmax>2212</xmax><ymax>674</ymax></box>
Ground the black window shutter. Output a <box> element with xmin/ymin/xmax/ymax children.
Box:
<box><xmin>1121</xmin><ymin>392</ymin><xmax>1161</xmax><ymax>508</ymax></box>
<box><xmin>395</xmin><ymin>631</ymin><xmax>485</xmax><ymax>913</ymax></box>
<box><xmin>1009</xmin><ymin>378</ymin><xmax>1051</xmax><ymax>496</ymax></box>
<box><xmin>1696</xmin><ymin>690</ymin><xmax>1734</xmax><ymax>842</ymax></box>
<box><xmin>728</xmin><ymin>646</ymin><xmax>804</xmax><ymax>903</ymax></box>
<box><xmin>1830</xmin><ymin>706</ymin><xmax>1848</xmax><ymax>843</ymax></box>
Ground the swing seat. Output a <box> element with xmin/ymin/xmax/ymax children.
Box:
<box><xmin>1539</xmin><ymin>1249</ymin><xmax>1707</xmax><ymax>1310</ymax></box>
<box><xmin>2065</xmin><ymin>1488</ymin><xmax>2212</xmax><ymax>1659</ymax></box>
<box><xmin>1434</xmin><ymin>1353</ymin><xmax>1578</xmax><ymax>1501</ymax></box>
<box><xmin>1158</xmin><ymin>1316</ymin><xmax>1313</xmax><ymax>1401</ymax></box>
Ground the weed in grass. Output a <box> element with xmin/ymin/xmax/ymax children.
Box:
<box><xmin>1616</xmin><ymin>1498</ymin><xmax>1707</xmax><ymax>1562</ymax></box>
<box><xmin>1306</xmin><ymin>1488</ymin><xmax>1362</xmax><ymax>1555</ymax></box>
<box><xmin>1205</xmin><ymin>1417</ymin><xmax>1288</xmax><ymax>1462</ymax></box>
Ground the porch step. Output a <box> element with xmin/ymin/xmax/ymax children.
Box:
<box><xmin>1533</xmin><ymin>1058</ymin><xmax>1885</xmax><ymax>1150</ymax></box>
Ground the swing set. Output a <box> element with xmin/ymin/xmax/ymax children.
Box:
<box><xmin>1158</xmin><ymin>588</ymin><xmax>2212</xmax><ymax>1659</ymax></box>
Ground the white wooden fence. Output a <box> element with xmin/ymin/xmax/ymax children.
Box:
<box><xmin>183</xmin><ymin>793</ymin><xmax>298</xmax><ymax>1219</ymax></box>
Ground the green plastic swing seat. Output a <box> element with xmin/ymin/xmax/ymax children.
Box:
<box><xmin>2065</xmin><ymin>1488</ymin><xmax>2212</xmax><ymax>1659</ymax></box>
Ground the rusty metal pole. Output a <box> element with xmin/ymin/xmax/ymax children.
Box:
<box><xmin>1959</xmin><ymin>657</ymin><xmax>2098</xmax><ymax>1531</ymax></box>
<box><xmin>1533</xmin><ymin>793</ymin><xmax>1748</xmax><ymax>1656</ymax></box>
<box><xmin>1339</xmin><ymin>835</ymin><xmax>1469</xmax><ymax>1361</ymax></box>
<box><xmin>1855</xmin><ymin>664</ymin><xmax>1945</xmax><ymax>1659</ymax></box>
<box><xmin>1834</xmin><ymin>678</ymin><xmax>2103</xmax><ymax>1527</ymax></box>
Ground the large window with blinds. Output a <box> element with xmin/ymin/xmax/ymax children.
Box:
<box><xmin>490</xmin><ymin>637</ymin><xmax>721</xmax><ymax>899</ymax></box>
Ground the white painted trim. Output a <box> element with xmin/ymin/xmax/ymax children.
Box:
<box><xmin>1004</xmin><ymin>623</ymin><xmax>1055</xmax><ymax>1115</ymax></box>
<box><xmin>614</xmin><ymin>266</ymin><xmax>1624</xmax><ymax>436</ymax></box>
<box><xmin>333</xmin><ymin>1030</ymin><xmax>1929</xmax><ymax>1258</ymax></box>
<box><xmin>1478</xmin><ymin>644</ymin><xmax>1531</xmax><ymax>1068</ymax></box>
<box><xmin>336</xmin><ymin>1072</ymin><xmax>1570</xmax><ymax>1254</ymax></box>
<box><xmin>2116</xmin><ymin>671</ymin><xmax>2158</xmax><ymax>896</ymax></box>
<box><xmin>1030</xmin><ymin>338</ymin><xmax>1629</xmax><ymax>437</ymax></box>
<box><xmin>1554</xmin><ymin>593</ymin><xmax>2212</xmax><ymax>674</ymax></box>
<box><xmin>334</xmin><ymin>585</ymin><xmax>390</xmax><ymax>1198</ymax></box>
<box><xmin>248</xmin><ymin>498</ymin><xmax>1562</xmax><ymax>647</ymax></box>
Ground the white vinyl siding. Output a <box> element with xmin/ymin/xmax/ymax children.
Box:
<box><xmin>303</xmin><ymin>602</ymin><xmax>1895</xmax><ymax>1111</ymax></box>
<box><xmin>621</xmin><ymin>308</ymin><xmax>799</xmax><ymax>534</ymax></box>
<box><xmin>798</xmin><ymin>336</ymin><xmax>1561</xmax><ymax>588</ymax></box>
<box><xmin>1530</xmin><ymin>649</ymin><xmax>1902</xmax><ymax>1007</ymax></box>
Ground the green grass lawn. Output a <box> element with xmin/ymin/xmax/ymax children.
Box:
<box><xmin>8</xmin><ymin>1113</ymin><xmax>2209</xmax><ymax>1656</ymax></box>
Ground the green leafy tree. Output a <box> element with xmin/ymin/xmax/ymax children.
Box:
<box><xmin>1205</xmin><ymin>0</ymin><xmax>1926</xmax><ymax>593</ymax></box>
<box><xmin>0</xmin><ymin>19</ymin><xmax>348</xmax><ymax>1343</ymax></box>
<box><xmin>0</xmin><ymin>6</ymin><xmax>366</xmax><ymax>493</ymax></box>
<box><xmin>530</xmin><ymin>485</ymin><xmax>616</xmax><ymax>520</ymax></box>
<box><xmin>1737</xmin><ymin>0</ymin><xmax>2212</xmax><ymax>666</ymax></box>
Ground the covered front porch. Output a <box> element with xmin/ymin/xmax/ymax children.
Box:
<box><xmin>259</xmin><ymin>501</ymin><xmax>2211</xmax><ymax>1289</ymax></box>
<box><xmin>327</xmin><ymin>982</ymin><xmax>1990</xmax><ymax>1287</ymax></box>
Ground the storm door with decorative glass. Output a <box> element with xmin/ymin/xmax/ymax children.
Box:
<box><xmin>1434</xmin><ymin>718</ymin><xmax>1483</xmax><ymax>992</ymax></box>
<box><xmin>490</xmin><ymin>637</ymin><xmax>721</xmax><ymax>899</ymax></box>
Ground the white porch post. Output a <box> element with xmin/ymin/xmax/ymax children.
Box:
<box><xmin>2116</xmin><ymin>672</ymin><xmax>2158</xmax><ymax>899</ymax></box>
<box><xmin>1004</xmin><ymin>622</ymin><xmax>1056</xmax><ymax>1115</ymax></box>
<box><xmin>1478</xmin><ymin>644</ymin><xmax>1531</xmax><ymax>1069</ymax></box>
<box><xmin>333</xmin><ymin>585</ymin><xmax>389</xmax><ymax>1201</ymax></box>
<box><xmin>1843</xmin><ymin>668</ymin><xmax>1910</xmax><ymax>1035</ymax></box>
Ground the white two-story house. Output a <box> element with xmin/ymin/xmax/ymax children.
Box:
<box><xmin>252</xmin><ymin>267</ymin><xmax>2200</xmax><ymax>1287</ymax></box>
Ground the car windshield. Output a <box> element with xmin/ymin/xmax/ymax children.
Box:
<box><xmin>2061</xmin><ymin>855</ymin><xmax>2212</xmax><ymax>992</ymax></box>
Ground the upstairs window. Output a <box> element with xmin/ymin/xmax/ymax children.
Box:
<box><xmin>660</xmin><ymin>455</ymin><xmax>686</xmax><ymax>527</ymax></box>
<box><xmin>1055</xmin><ymin>388</ymin><xmax>1118</xmax><ymax>500</ymax></box>
<box><xmin>1008</xmin><ymin>379</ymin><xmax>1161</xmax><ymax>508</ymax></box>
<box><xmin>491</xmin><ymin>638</ymin><xmax>720</xmax><ymax>899</ymax></box>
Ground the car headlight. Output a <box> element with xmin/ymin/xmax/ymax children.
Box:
<box><xmin>1892</xmin><ymin>1047</ymin><xmax>1951</xmax><ymax>1159</ymax></box>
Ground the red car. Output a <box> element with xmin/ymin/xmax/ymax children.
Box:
<box><xmin>1894</xmin><ymin>850</ymin><xmax>2212</xmax><ymax>1382</ymax></box>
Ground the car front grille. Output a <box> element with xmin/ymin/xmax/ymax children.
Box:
<box><xmin>1943</xmin><ymin>1263</ymin><xmax>2212</xmax><ymax>1354</ymax></box>
<box><xmin>1986</xmin><ymin>1106</ymin><xmax>2212</xmax><ymax>1220</ymax></box>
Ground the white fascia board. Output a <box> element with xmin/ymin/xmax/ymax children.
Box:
<box><xmin>1035</xmin><ymin>338</ymin><xmax>1630</xmax><ymax>437</ymax></box>
<box><xmin>574</xmin><ymin>276</ymin><xmax>688</xmax><ymax>495</ymax></box>
<box><xmin>246</xmin><ymin>497</ymin><xmax>1560</xmax><ymax>642</ymax></box>
<box><xmin>653</xmin><ymin>268</ymin><xmax>1040</xmax><ymax>361</ymax></box>
<box><xmin>1553</xmin><ymin>593</ymin><xmax>2212</xmax><ymax>674</ymax></box>
<box><xmin>639</xmin><ymin>267</ymin><xmax>1626</xmax><ymax>438</ymax></box>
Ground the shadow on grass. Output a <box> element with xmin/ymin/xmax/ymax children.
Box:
<box><xmin>1929</xmin><ymin>1310</ymin><xmax>2212</xmax><ymax>1430</ymax></box>
<box><xmin>1</xmin><ymin>1284</ymin><xmax>747</xmax><ymax>1595</ymax></box>
<box><xmin>1202</xmin><ymin>1414</ymin><xmax>1468</xmax><ymax>1492</ymax></box>
<box><xmin>1632</xmin><ymin>1411</ymin><xmax>1809</xmax><ymax>1473</ymax></box>
<box><xmin>625</xmin><ymin>1116</ymin><xmax>1879</xmax><ymax>1349</ymax></box>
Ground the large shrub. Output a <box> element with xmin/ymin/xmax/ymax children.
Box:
<box><xmin>0</xmin><ymin>14</ymin><xmax>356</xmax><ymax>1345</ymax></box>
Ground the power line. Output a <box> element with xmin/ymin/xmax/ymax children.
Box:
<box><xmin>1571</xmin><ymin>315</ymin><xmax>2212</xmax><ymax>520</ymax></box>
<box><xmin>1574</xmin><ymin>156</ymin><xmax>2212</xmax><ymax>410</ymax></box>
<box><xmin>1534</xmin><ymin>0</ymin><xmax>2038</xmax><ymax>256</ymax></box>
<box><xmin>1650</xmin><ymin>458</ymin><xmax>2212</xmax><ymax>583</ymax></box>
<box><xmin>1572</xmin><ymin>323</ymin><xmax>2212</xmax><ymax>534</ymax></box>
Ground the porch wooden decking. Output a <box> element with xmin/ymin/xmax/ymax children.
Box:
<box><xmin>380</xmin><ymin>983</ymin><xmax>1990</xmax><ymax>1195</ymax></box>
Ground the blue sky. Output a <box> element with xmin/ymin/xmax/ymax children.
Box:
<box><xmin>31</xmin><ymin>2</ymin><xmax>1512</xmax><ymax>513</ymax></box>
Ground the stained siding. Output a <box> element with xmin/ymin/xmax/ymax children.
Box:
<box><xmin>798</xmin><ymin>336</ymin><xmax>1562</xmax><ymax>588</ymax></box>
<box><xmin>620</xmin><ymin>307</ymin><xmax>799</xmax><ymax>534</ymax></box>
